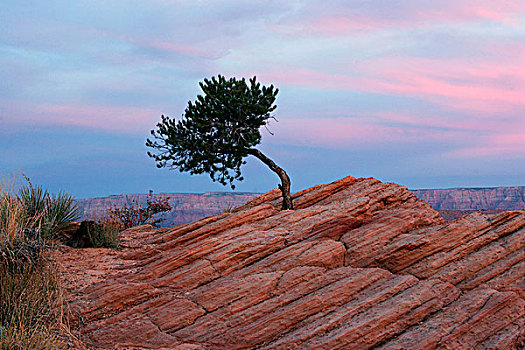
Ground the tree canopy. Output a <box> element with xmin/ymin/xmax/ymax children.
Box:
<box><xmin>146</xmin><ymin>75</ymin><xmax>293</xmax><ymax>209</ymax></box>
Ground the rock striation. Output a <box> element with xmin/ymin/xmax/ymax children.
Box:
<box><xmin>57</xmin><ymin>177</ymin><xmax>525</xmax><ymax>349</ymax></box>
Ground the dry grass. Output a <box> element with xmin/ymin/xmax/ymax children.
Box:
<box><xmin>84</xmin><ymin>220</ymin><xmax>121</xmax><ymax>248</ymax></box>
<box><xmin>0</xmin><ymin>258</ymin><xmax>68</xmax><ymax>349</ymax></box>
<box><xmin>0</xmin><ymin>182</ymin><xmax>85</xmax><ymax>349</ymax></box>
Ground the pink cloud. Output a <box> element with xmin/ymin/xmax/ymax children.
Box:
<box><xmin>62</xmin><ymin>23</ymin><xmax>228</xmax><ymax>61</ymax></box>
<box><xmin>381</xmin><ymin>111</ymin><xmax>524</xmax><ymax>158</ymax></box>
<box><xmin>270</xmin><ymin>16</ymin><xmax>377</xmax><ymax>37</ymax></box>
<box><xmin>370</xmin><ymin>111</ymin><xmax>520</xmax><ymax>134</ymax></box>
<box><xmin>7</xmin><ymin>103</ymin><xmax>162</xmax><ymax>135</ymax></box>
<box><xmin>141</xmin><ymin>39</ymin><xmax>229</xmax><ymax>60</ymax></box>
<box><xmin>272</xmin><ymin>1</ymin><xmax>525</xmax><ymax>36</ymax></box>
<box><xmin>446</xmin><ymin>131</ymin><xmax>525</xmax><ymax>158</ymax></box>
<box><xmin>266</xmin><ymin>45</ymin><xmax>525</xmax><ymax>115</ymax></box>
<box><xmin>268</xmin><ymin>115</ymin><xmax>470</xmax><ymax>150</ymax></box>
<box><xmin>266</xmin><ymin>112</ymin><xmax>524</xmax><ymax>160</ymax></box>
<box><xmin>266</xmin><ymin>57</ymin><xmax>525</xmax><ymax>156</ymax></box>
<box><xmin>365</xmin><ymin>52</ymin><xmax>525</xmax><ymax>111</ymax></box>
<box><xmin>456</xmin><ymin>2</ymin><xmax>525</xmax><ymax>26</ymax></box>
<box><xmin>373</xmin><ymin>70</ymin><xmax>524</xmax><ymax>107</ymax></box>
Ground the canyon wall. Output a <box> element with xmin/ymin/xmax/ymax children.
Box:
<box><xmin>412</xmin><ymin>186</ymin><xmax>525</xmax><ymax>210</ymax></box>
<box><xmin>75</xmin><ymin>192</ymin><xmax>259</xmax><ymax>226</ymax></box>
<box><xmin>75</xmin><ymin>186</ymin><xmax>525</xmax><ymax>226</ymax></box>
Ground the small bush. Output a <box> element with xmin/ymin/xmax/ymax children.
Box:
<box><xmin>82</xmin><ymin>221</ymin><xmax>121</xmax><ymax>248</ymax></box>
<box><xmin>106</xmin><ymin>190</ymin><xmax>172</xmax><ymax>229</ymax></box>
<box><xmin>219</xmin><ymin>202</ymin><xmax>236</xmax><ymax>213</ymax></box>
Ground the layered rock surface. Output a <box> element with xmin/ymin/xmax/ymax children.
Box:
<box><xmin>57</xmin><ymin>177</ymin><xmax>525</xmax><ymax>349</ymax></box>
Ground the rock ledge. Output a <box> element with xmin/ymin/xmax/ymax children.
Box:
<box><xmin>56</xmin><ymin>176</ymin><xmax>525</xmax><ymax>349</ymax></box>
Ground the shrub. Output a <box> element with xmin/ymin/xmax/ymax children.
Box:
<box><xmin>70</xmin><ymin>220</ymin><xmax>121</xmax><ymax>248</ymax></box>
<box><xmin>106</xmin><ymin>190</ymin><xmax>172</xmax><ymax>229</ymax></box>
<box><xmin>74</xmin><ymin>190</ymin><xmax>173</xmax><ymax>248</ymax></box>
<box><xmin>219</xmin><ymin>202</ymin><xmax>236</xmax><ymax>213</ymax></box>
<box><xmin>89</xmin><ymin>221</ymin><xmax>121</xmax><ymax>248</ymax></box>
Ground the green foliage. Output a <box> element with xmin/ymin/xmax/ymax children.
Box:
<box><xmin>146</xmin><ymin>75</ymin><xmax>279</xmax><ymax>189</ymax></box>
<box><xmin>85</xmin><ymin>221</ymin><xmax>121</xmax><ymax>248</ymax></box>
<box><xmin>42</xmin><ymin>191</ymin><xmax>80</xmax><ymax>240</ymax></box>
<box><xmin>15</xmin><ymin>179</ymin><xmax>80</xmax><ymax>241</ymax></box>
<box><xmin>17</xmin><ymin>183</ymin><xmax>46</xmax><ymax>228</ymax></box>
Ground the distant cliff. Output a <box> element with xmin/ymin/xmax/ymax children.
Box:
<box><xmin>412</xmin><ymin>187</ymin><xmax>525</xmax><ymax>210</ymax></box>
<box><xmin>75</xmin><ymin>186</ymin><xmax>524</xmax><ymax>226</ymax></box>
<box><xmin>75</xmin><ymin>192</ymin><xmax>259</xmax><ymax>226</ymax></box>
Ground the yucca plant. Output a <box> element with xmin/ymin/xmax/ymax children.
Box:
<box><xmin>16</xmin><ymin>179</ymin><xmax>80</xmax><ymax>241</ymax></box>
<box><xmin>41</xmin><ymin>191</ymin><xmax>80</xmax><ymax>240</ymax></box>
<box><xmin>17</xmin><ymin>183</ymin><xmax>47</xmax><ymax>228</ymax></box>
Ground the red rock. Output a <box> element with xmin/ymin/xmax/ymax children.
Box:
<box><xmin>378</xmin><ymin>288</ymin><xmax>525</xmax><ymax>350</ymax></box>
<box><xmin>55</xmin><ymin>176</ymin><xmax>525</xmax><ymax>349</ymax></box>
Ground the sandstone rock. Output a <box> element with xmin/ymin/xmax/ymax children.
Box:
<box><xmin>377</xmin><ymin>288</ymin><xmax>525</xmax><ymax>349</ymax></box>
<box><xmin>56</xmin><ymin>176</ymin><xmax>525</xmax><ymax>349</ymax></box>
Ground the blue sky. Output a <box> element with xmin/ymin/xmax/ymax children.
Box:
<box><xmin>1</xmin><ymin>1</ymin><xmax>524</xmax><ymax>198</ymax></box>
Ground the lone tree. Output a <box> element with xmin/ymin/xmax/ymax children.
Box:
<box><xmin>146</xmin><ymin>75</ymin><xmax>293</xmax><ymax>210</ymax></box>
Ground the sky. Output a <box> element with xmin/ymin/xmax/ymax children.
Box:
<box><xmin>1</xmin><ymin>1</ymin><xmax>524</xmax><ymax>198</ymax></box>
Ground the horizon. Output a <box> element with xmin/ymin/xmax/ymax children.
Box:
<box><xmin>72</xmin><ymin>182</ymin><xmax>525</xmax><ymax>201</ymax></box>
<box><xmin>2</xmin><ymin>1</ymin><xmax>524</xmax><ymax>198</ymax></box>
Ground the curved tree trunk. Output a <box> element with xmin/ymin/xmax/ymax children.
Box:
<box><xmin>247</xmin><ymin>148</ymin><xmax>293</xmax><ymax>210</ymax></box>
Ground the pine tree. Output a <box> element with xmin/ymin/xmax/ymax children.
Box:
<box><xmin>146</xmin><ymin>75</ymin><xmax>293</xmax><ymax>210</ymax></box>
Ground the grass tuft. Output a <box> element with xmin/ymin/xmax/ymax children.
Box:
<box><xmin>86</xmin><ymin>220</ymin><xmax>121</xmax><ymax>248</ymax></box>
<box><xmin>0</xmin><ymin>180</ymin><xmax>84</xmax><ymax>349</ymax></box>
<box><xmin>0</xmin><ymin>258</ymin><xmax>68</xmax><ymax>350</ymax></box>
